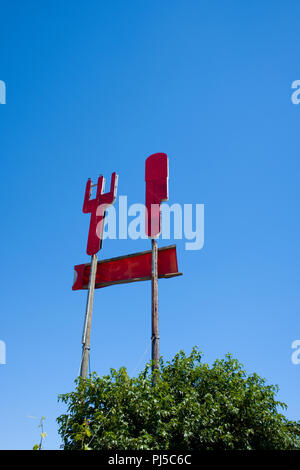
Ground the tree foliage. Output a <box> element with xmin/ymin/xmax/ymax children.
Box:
<box><xmin>57</xmin><ymin>348</ymin><xmax>300</xmax><ymax>450</ymax></box>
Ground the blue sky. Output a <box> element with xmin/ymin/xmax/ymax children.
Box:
<box><xmin>1</xmin><ymin>0</ymin><xmax>300</xmax><ymax>449</ymax></box>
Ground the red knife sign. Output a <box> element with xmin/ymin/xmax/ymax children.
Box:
<box><xmin>145</xmin><ymin>153</ymin><xmax>169</xmax><ymax>238</ymax></box>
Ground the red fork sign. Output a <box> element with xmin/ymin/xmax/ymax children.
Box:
<box><xmin>83</xmin><ymin>172</ymin><xmax>118</xmax><ymax>255</ymax></box>
<box><xmin>145</xmin><ymin>153</ymin><xmax>169</xmax><ymax>238</ymax></box>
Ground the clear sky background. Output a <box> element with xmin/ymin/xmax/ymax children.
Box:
<box><xmin>1</xmin><ymin>0</ymin><xmax>300</xmax><ymax>450</ymax></box>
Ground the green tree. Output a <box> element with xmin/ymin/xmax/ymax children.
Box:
<box><xmin>57</xmin><ymin>348</ymin><xmax>300</xmax><ymax>450</ymax></box>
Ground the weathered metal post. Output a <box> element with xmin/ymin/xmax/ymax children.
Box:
<box><xmin>151</xmin><ymin>238</ymin><xmax>159</xmax><ymax>383</ymax></box>
<box><xmin>80</xmin><ymin>253</ymin><xmax>98</xmax><ymax>378</ymax></box>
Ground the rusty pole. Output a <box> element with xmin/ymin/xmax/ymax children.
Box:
<box><xmin>151</xmin><ymin>238</ymin><xmax>159</xmax><ymax>384</ymax></box>
<box><xmin>80</xmin><ymin>253</ymin><xmax>98</xmax><ymax>378</ymax></box>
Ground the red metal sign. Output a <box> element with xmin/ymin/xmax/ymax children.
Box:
<box><xmin>145</xmin><ymin>153</ymin><xmax>169</xmax><ymax>238</ymax></box>
<box><xmin>72</xmin><ymin>244</ymin><xmax>181</xmax><ymax>290</ymax></box>
<box><xmin>83</xmin><ymin>172</ymin><xmax>118</xmax><ymax>255</ymax></box>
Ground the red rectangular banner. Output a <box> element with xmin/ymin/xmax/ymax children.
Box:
<box><xmin>73</xmin><ymin>244</ymin><xmax>182</xmax><ymax>290</ymax></box>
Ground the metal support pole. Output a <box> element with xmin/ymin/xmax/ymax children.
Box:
<box><xmin>80</xmin><ymin>253</ymin><xmax>98</xmax><ymax>378</ymax></box>
<box><xmin>151</xmin><ymin>238</ymin><xmax>159</xmax><ymax>384</ymax></box>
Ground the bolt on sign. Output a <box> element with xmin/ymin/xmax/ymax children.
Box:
<box><xmin>73</xmin><ymin>153</ymin><xmax>182</xmax><ymax>379</ymax></box>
